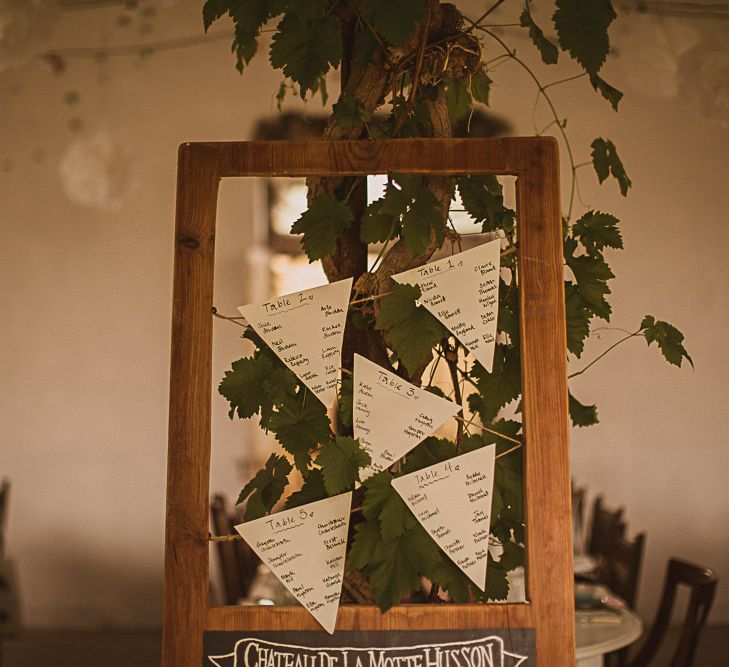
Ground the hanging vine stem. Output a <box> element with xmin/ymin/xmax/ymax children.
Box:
<box><xmin>209</xmin><ymin>438</ymin><xmax>523</xmax><ymax>545</ymax></box>
<box><xmin>211</xmin><ymin>307</ymin><xmax>247</xmax><ymax>327</ymax></box>
<box><xmin>568</xmin><ymin>328</ymin><xmax>643</xmax><ymax>379</ymax></box>
<box><xmin>452</xmin><ymin>415</ymin><xmax>522</xmax><ymax>446</ymax></box>
<box><xmin>481</xmin><ymin>28</ymin><xmax>582</xmax><ymax>221</ymax></box>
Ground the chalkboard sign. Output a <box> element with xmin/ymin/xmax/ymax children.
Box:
<box><xmin>203</xmin><ymin>630</ymin><xmax>535</xmax><ymax>667</ymax></box>
<box><xmin>164</xmin><ymin>138</ymin><xmax>574</xmax><ymax>665</ymax></box>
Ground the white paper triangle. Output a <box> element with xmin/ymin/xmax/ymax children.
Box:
<box><xmin>353</xmin><ymin>354</ymin><xmax>461</xmax><ymax>480</ymax></box>
<box><xmin>392</xmin><ymin>240</ymin><xmax>501</xmax><ymax>372</ymax></box>
<box><xmin>234</xmin><ymin>492</ymin><xmax>352</xmax><ymax>634</ymax></box>
<box><xmin>391</xmin><ymin>446</ymin><xmax>496</xmax><ymax>590</ymax></box>
<box><xmin>237</xmin><ymin>278</ymin><xmax>353</xmax><ymax>408</ymax></box>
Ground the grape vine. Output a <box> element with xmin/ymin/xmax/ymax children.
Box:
<box><xmin>206</xmin><ymin>0</ymin><xmax>691</xmax><ymax>608</ymax></box>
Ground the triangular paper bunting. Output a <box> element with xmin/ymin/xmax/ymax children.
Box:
<box><xmin>354</xmin><ymin>354</ymin><xmax>461</xmax><ymax>480</ymax></box>
<box><xmin>234</xmin><ymin>492</ymin><xmax>352</xmax><ymax>634</ymax></box>
<box><xmin>391</xmin><ymin>446</ymin><xmax>496</xmax><ymax>589</ymax></box>
<box><xmin>392</xmin><ymin>240</ymin><xmax>501</xmax><ymax>372</ymax></box>
<box><xmin>237</xmin><ymin>278</ymin><xmax>352</xmax><ymax>407</ymax></box>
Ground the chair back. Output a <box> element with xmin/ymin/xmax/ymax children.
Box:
<box><xmin>0</xmin><ymin>479</ymin><xmax>9</xmax><ymax>558</ymax></box>
<box><xmin>571</xmin><ymin>481</ymin><xmax>587</xmax><ymax>554</ymax></box>
<box><xmin>603</xmin><ymin>531</ymin><xmax>645</xmax><ymax>608</ymax></box>
<box><xmin>587</xmin><ymin>496</ymin><xmax>625</xmax><ymax>572</ymax></box>
<box><xmin>210</xmin><ymin>494</ymin><xmax>259</xmax><ymax>605</ymax></box>
<box><xmin>628</xmin><ymin>558</ymin><xmax>718</xmax><ymax>667</ymax></box>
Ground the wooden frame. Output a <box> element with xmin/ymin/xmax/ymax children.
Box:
<box><xmin>164</xmin><ymin>138</ymin><xmax>574</xmax><ymax>665</ymax></box>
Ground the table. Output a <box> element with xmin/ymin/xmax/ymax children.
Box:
<box><xmin>575</xmin><ymin>607</ymin><xmax>643</xmax><ymax>667</ymax></box>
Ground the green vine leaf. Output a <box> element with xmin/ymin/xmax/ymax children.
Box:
<box><xmin>291</xmin><ymin>194</ymin><xmax>353</xmax><ymax>262</ymax></box>
<box><xmin>202</xmin><ymin>0</ymin><xmax>229</xmax><ymax>31</ymax></box>
<box><xmin>572</xmin><ymin>210</ymin><xmax>623</xmax><ymax>256</ymax></box>
<box><xmin>352</xmin><ymin>27</ymin><xmax>378</xmax><ymax>67</ymax></box>
<box><xmin>219</xmin><ymin>349</ymin><xmax>297</xmax><ymax>421</ymax></box>
<box><xmin>520</xmin><ymin>6</ymin><xmax>559</xmax><ymax>65</ymax></box>
<box><xmin>496</xmin><ymin>539</ymin><xmax>525</xmax><ymax>573</ymax></box>
<box><xmin>401</xmin><ymin>186</ymin><xmax>443</xmax><ymax>257</ymax></box>
<box><xmin>569</xmin><ymin>391</ymin><xmax>599</xmax><ymax>427</ymax></box>
<box><xmin>641</xmin><ymin>316</ymin><xmax>693</xmax><ymax>368</ymax></box>
<box><xmin>338</xmin><ymin>375</ymin><xmax>354</xmax><ymax>430</ymax></box>
<box><xmin>424</xmin><ymin>385</ymin><xmax>448</xmax><ymax>399</ymax></box>
<box><xmin>360</xmin><ymin>182</ymin><xmax>408</xmax><ymax>243</ymax></box>
<box><xmin>375</xmin><ymin>283</ymin><xmax>446</xmax><ymax>375</ymax></box>
<box><xmin>361</xmin><ymin>0</ymin><xmax>426</xmax><ymax>45</ymax></box>
<box><xmin>269</xmin><ymin>2</ymin><xmax>342</xmax><ymax>97</ymax></box>
<box><xmin>425</xmin><ymin>557</ymin><xmax>472</xmax><ymax>603</ymax></box>
<box><xmin>267</xmin><ymin>389</ymin><xmax>332</xmax><ymax>472</ymax></box>
<box><xmin>443</xmin><ymin>77</ymin><xmax>472</xmax><ymax>122</ymax></box>
<box><xmin>565</xmin><ymin>282</ymin><xmax>591</xmax><ymax>357</ymax></box>
<box><xmin>479</xmin><ymin>539</ymin><xmax>525</xmax><ymax>600</ymax></box>
<box><xmin>494</xmin><ymin>448</ymin><xmax>524</xmax><ymax>524</ymax></box>
<box><xmin>589</xmin><ymin>73</ymin><xmax>623</xmax><ymax>111</ymax></box>
<box><xmin>398</xmin><ymin>174</ymin><xmax>444</xmax><ymax>256</ymax></box>
<box><xmin>332</xmin><ymin>93</ymin><xmax>372</xmax><ymax>128</ymax></box>
<box><xmin>456</xmin><ymin>175</ymin><xmax>515</xmax><ymax>234</ymax></box>
<box><xmin>401</xmin><ymin>437</ymin><xmax>456</xmax><ymax>474</ymax></box>
<box><xmin>468</xmin><ymin>346</ymin><xmax>522</xmax><ymax>423</ymax></box>
<box><xmin>316</xmin><ymin>436</ymin><xmax>371</xmax><ymax>494</ymax></box>
<box><xmin>553</xmin><ymin>0</ymin><xmax>616</xmax><ymax>76</ymax></box>
<box><xmin>564</xmin><ymin>238</ymin><xmax>614</xmax><ymax>321</ymax></box>
<box><xmin>363</xmin><ymin>522</ymin><xmax>440</xmax><ymax>611</ymax></box>
<box><xmin>470</xmin><ymin>72</ymin><xmax>492</xmax><ymax>105</ymax></box>
<box><xmin>203</xmin><ymin>0</ymin><xmax>278</xmax><ymax>72</ymax></box>
<box><xmin>362</xmin><ymin>471</ymin><xmax>416</xmax><ymax>541</ymax></box>
<box><xmin>362</xmin><ymin>175</ymin><xmax>442</xmax><ymax>255</ymax></box>
<box><xmin>236</xmin><ymin>453</ymin><xmax>292</xmax><ymax>520</ymax></box>
<box><xmin>284</xmin><ymin>468</ymin><xmax>328</xmax><ymax>509</ymax></box>
<box><xmin>347</xmin><ymin>519</ymin><xmax>382</xmax><ymax>571</ymax></box>
<box><xmin>591</xmin><ymin>138</ymin><xmax>632</xmax><ymax>196</ymax></box>
<box><xmin>484</xmin><ymin>553</ymin><xmax>510</xmax><ymax>601</ymax></box>
<box><xmin>497</xmin><ymin>279</ymin><xmax>519</xmax><ymax>342</ymax></box>
<box><xmin>219</xmin><ymin>355</ymin><xmax>275</xmax><ymax>420</ymax></box>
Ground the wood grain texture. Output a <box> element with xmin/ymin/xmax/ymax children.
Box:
<box><xmin>163</xmin><ymin>144</ymin><xmax>221</xmax><ymax>666</ymax></box>
<box><xmin>164</xmin><ymin>138</ymin><xmax>574</xmax><ymax>666</ymax></box>
<box><xmin>207</xmin><ymin>604</ymin><xmax>530</xmax><ymax>631</ymax></box>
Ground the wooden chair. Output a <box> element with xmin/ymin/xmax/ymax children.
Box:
<box><xmin>604</xmin><ymin>531</ymin><xmax>645</xmax><ymax>608</ymax></box>
<box><xmin>0</xmin><ymin>479</ymin><xmax>9</xmax><ymax>559</ymax></box>
<box><xmin>209</xmin><ymin>494</ymin><xmax>259</xmax><ymax>605</ymax></box>
<box><xmin>627</xmin><ymin>558</ymin><xmax>718</xmax><ymax>666</ymax></box>
<box><xmin>587</xmin><ymin>495</ymin><xmax>626</xmax><ymax>578</ymax></box>
<box><xmin>571</xmin><ymin>480</ymin><xmax>587</xmax><ymax>554</ymax></box>
<box><xmin>603</xmin><ymin>532</ymin><xmax>645</xmax><ymax>667</ymax></box>
<box><xmin>586</xmin><ymin>495</ymin><xmax>626</xmax><ymax>587</ymax></box>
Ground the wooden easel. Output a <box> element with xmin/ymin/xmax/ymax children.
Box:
<box><xmin>163</xmin><ymin>138</ymin><xmax>574</xmax><ymax>665</ymax></box>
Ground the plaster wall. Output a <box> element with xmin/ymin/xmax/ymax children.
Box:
<box><xmin>0</xmin><ymin>1</ymin><xmax>726</xmax><ymax>628</ymax></box>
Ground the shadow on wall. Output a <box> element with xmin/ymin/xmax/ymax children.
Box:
<box><xmin>19</xmin><ymin>542</ymin><xmax>163</xmax><ymax>627</ymax></box>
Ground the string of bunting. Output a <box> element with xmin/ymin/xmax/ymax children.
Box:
<box><xmin>208</xmin><ymin>240</ymin><xmax>519</xmax><ymax>631</ymax></box>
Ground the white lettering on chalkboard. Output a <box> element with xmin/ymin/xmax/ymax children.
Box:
<box><xmin>206</xmin><ymin>634</ymin><xmax>530</xmax><ymax>667</ymax></box>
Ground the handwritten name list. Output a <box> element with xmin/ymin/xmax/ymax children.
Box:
<box><xmin>392</xmin><ymin>240</ymin><xmax>501</xmax><ymax>372</ymax></box>
<box><xmin>354</xmin><ymin>354</ymin><xmax>461</xmax><ymax>481</ymax></box>
<box><xmin>237</xmin><ymin>278</ymin><xmax>353</xmax><ymax>408</ymax></box>
<box><xmin>391</xmin><ymin>446</ymin><xmax>496</xmax><ymax>588</ymax></box>
<box><xmin>234</xmin><ymin>493</ymin><xmax>352</xmax><ymax>634</ymax></box>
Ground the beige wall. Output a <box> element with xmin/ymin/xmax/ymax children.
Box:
<box><xmin>1</xmin><ymin>2</ymin><xmax>727</xmax><ymax>628</ymax></box>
